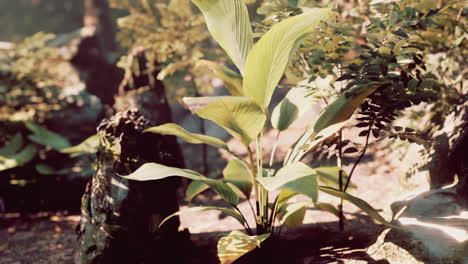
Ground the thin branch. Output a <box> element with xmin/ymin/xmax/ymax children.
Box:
<box><xmin>344</xmin><ymin>118</ymin><xmax>374</xmax><ymax>192</ymax></box>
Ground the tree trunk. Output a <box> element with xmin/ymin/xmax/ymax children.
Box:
<box><xmin>428</xmin><ymin>101</ymin><xmax>468</xmax><ymax>206</ymax></box>
<box><xmin>83</xmin><ymin>0</ymin><xmax>116</xmax><ymax>52</ymax></box>
<box><xmin>76</xmin><ymin>110</ymin><xmax>188</xmax><ymax>264</ymax></box>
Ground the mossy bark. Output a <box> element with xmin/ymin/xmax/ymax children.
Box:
<box><xmin>76</xmin><ymin>110</ymin><xmax>187</xmax><ymax>264</ymax></box>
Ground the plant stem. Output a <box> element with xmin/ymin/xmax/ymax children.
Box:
<box><xmin>234</xmin><ymin>205</ymin><xmax>253</xmax><ymax>235</ymax></box>
<box><xmin>344</xmin><ymin>118</ymin><xmax>374</xmax><ymax>192</ymax></box>
<box><xmin>247</xmin><ymin>146</ymin><xmax>261</xmax><ymax>229</ymax></box>
<box><xmin>269</xmin><ymin>130</ymin><xmax>281</xmax><ymax>167</ymax></box>
<box><xmin>194</xmin><ymin>87</ymin><xmax>208</xmax><ymax>174</ymax></box>
<box><xmin>337</xmin><ymin>129</ymin><xmax>344</xmax><ymax>231</ymax></box>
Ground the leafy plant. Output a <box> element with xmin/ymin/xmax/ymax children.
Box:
<box><xmin>121</xmin><ymin>1</ymin><xmax>401</xmax><ymax>262</ymax></box>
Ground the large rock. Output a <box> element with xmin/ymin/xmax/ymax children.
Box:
<box><xmin>368</xmin><ymin>187</ymin><xmax>468</xmax><ymax>264</ymax></box>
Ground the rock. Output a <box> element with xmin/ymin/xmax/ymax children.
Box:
<box><xmin>368</xmin><ymin>187</ymin><xmax>468</xmax><ymax>264</ymax></box>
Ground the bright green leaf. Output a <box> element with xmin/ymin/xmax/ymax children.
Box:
<box><xmin>60</xmin><ymin>134</ymin><xmax>99</xmax><ymax>157</ymax></box>
<box><xmin>122</xmin><ymin>163</ymin><xmax>239</xmax><ymax>205</ymax></box>
<box><xmin>0</xmin><ymin>144</ymin><xmax>37</xmax><ymax>171</ymax></box>
<box><xmin>195</xmin><ymin>60</ymin><xmax>244</xmax><ymax>96</ymax></box>
<box><xmin>286</xmin><ymin>82</ymin><xmax>387</xmax><ymax>163</ymax></box>
<box><xmin>196</xmin><ymin>96</ymin><xmax>266</xmax><ymax>147</ymax></box>
<box><xmin>243</xmin><ymin>8</ymin><xmax>332</xmax><ymax>109</ymax></box>
<box><xmin>25</xmin><ymin>121</ymin><xmax>71</xmax><ymax>151</ymax></box>
<box><xmin>257</xmin><ymin>162</ymin><xmax>318</xmax><ymax>202</ymax></box>
<box><xmin>217</xmin><ymin>231</ymin><xmax>270</xmax><ymax>264</ymax></box>
<box><xmin>318</xmin><ymin>186</ymin><xmax>399</xmax><ymax>229</ymax></box>
<box><xmin>183</xmin><ymin>96</ymin><xmax>230</xmax><ymax>113</ymax></box>
<box><xmin>144</xmin><ymin>123</ymin><xmax>228</xmax><ymax>150</ymax></box>
<box><xmin>271</xmin><ymin>87</ymin><xmax>312</xmax><ymax>131</ymax></box>
<box><xmin>223</xmin><ymin>157</ymin><xmax>252</xmax><ymax>198</ymax></box>
<box><xmin>185</xmin><ymin>180</ymin><xmax>210</xmax><ymax>202</ymax></box>
<box><xmin>160</xmin><ymin>206</ymin><xmax>245</xmax><ymax>228</ymax></box>
<box><xmin>278</xmin><ymin>202</ymin><xmax>310</xmax><ymax>227</ymax></box>
<box><xmin>0</xmin><ymin>133</ymin><xmax>23</xmax><ymax>156</ymax></box>
<box><xmin>192</xmin><ymin>0</ymin><xmax>253</xmax><ymax>74</ymax></box>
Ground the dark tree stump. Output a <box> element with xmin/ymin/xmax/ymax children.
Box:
<box><xmin>76</xmin><ymin>110</ymin><xmax>187</xmax><ymax>264</ymax></box>
<box><xmin>429</xmin><ymin>101</ymin><xmax>468</xmax><ymax>206</ymax></box>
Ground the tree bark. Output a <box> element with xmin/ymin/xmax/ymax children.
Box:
<box><xmin>428</xmin><ymin>101</ymin><xmax>468</xmax><ymax>206</ymax></box>
<box><xmin>76</xmin><ymin>110</ymin><xmax>187</xmax><ymax>264</ymax></box>
<box><xmin>83</xmin><ymin>0</ymin><xmax>116</xmax><ymax>52</ymax></box>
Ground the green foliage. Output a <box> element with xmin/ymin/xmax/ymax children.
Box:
<box><xmin>144</xmin><ymin>123</ymin><xmax>229</xmax><ymax>150</ymax></box>
<box><xmin>110</xmin><ymin>0</ymin><xmax>223</xmax><ymax>100</ymax></box>
<box><xmin>117</xmin><ymin>0</ymin><xmax>467</xmax><ymax>262</ymax></box>
<box><xmin>122</xmin><ymin>1</ymin><xmax>412</xmax><ymax>261</ymax></box>
<box><xmin>217</xmin><ymin>231</ymin><xmax>270</xmax><ymax>264</ymax></box>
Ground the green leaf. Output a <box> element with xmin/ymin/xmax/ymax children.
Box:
<box><xmin>315</xmin><ymin>202</ymin><xmax>342</xmax><ymax>219</ymax></box>
<box><xmin>318</xmin><ymin>186</ymin><xmax>399</xmax><ymax>229</ymax></box>
<box><xmin>257</xmin><ymin>162</ymin><xmax>318</xmax><ymax>202</ymax></box>
<box><xmin>271</xmin><ymin>87</ymin><xmax>312</xmax><ymax>131</ymax></box>
<box><xmin>60</xmin><ymin>134</ymin><xmax>99</xmax><ymax>157</ymax></box>
<box><xmin>196</xmin><ymin>96</ymin><xmax>266</xmax><ymax>147</ymax></box>
<box><xmin>160</xmin><ymin>206</ymin><xmax>245</xmax><ymax>228</ymax></box>
<box><xmin>192</xmin><ymin>0</ymin><xmax>253</xmax><ymax>74</ymax></box>
<box><xmin>0</xmin><ymin>133</ymin><xmax>23</xmax><ymax>156</ymax></box>
<box><xmin>0</xmin><ymin>144</ymin><xmax>37</xmax><ymax>171</ymax></box>
<box><xmin>316</xmin><ymin>166</ymin><xmax>356</xmax><ymax>190</ymax></box>
<box><xmin>278</xmin><ymin>202</ymin><xmax>310</xmax><ymax>227</ymax></box>
<box><xmin>122</xmin><ymin>163</ymin><xmax>239</xmax><ymax>205</ymax></box>
<box><xmin>286</xmin><ymin>82</ymin><xmax>386</xmax><ymax>163</ymax></box>
<box><xmin>243</xmin><ymin>8</ymin><xmax>332</xmax><ymax>109</ymax></box>
<box><xmin>144</xmin><ymin>123</ymin><xmax>228</xmax><ymax>150</ymax></box>
<box><xmin>217</xmin><ymin>231</ymin><xmax>270</xmax><ymax>264</ymax></box>
<box><xmin>35</xmin><ymin>163</ymin><xmax>70</xmax><ymax>175</ymax></box>
<box><xmin>183</xmin><ymin>96</ymin><xmax>231</xmax><ymax>113</ymax></box>
<box><xmin>25</xmin><ymin>121</ymin><xmax>71</xmax><ymax>151</ymax></box>
<box><xmin>223</xmin><ymin>157</ymin><xmax>252</xmax><ymax>198</ymax></box>
<box><xmin>185</xmin><ymin>180</ymin><xmax>210</xmax><ymax>202</ymax></box>
<box><xmin>196</xmin><ymin>60</ymin><xmax>244</xmax><ymax>96</ymax></box>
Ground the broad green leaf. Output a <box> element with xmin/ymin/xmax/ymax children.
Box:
<box><xmin>318</xmin><ymin>186</ymin><xmax>399</xmax><ymax>229</ymax></box>
<box><xmin>196</xmin><ymin>97</ymin><xmax>266</xmax><ymax>147</ymax></box>
<box><xmin>316</xmin><ymin>166</ymin><xmax>356</xmax><ymax>190</ymax></box>
<box><xmin>223</xmin><ymin>158</ymin><xmax>252</xmax><ymax>198</ymax></box>
<box><xmin>276</xmin><ymin>189</ymin><xmax>298</xmax><ymax>210</ymax></box>
<box><xmin>144</xmin><ymin>123</ymin><xmax>228</xmax><ymax>150</ymax></box>
<box><xmin>192</xmin><ymin>0</ymin><xmax>253</xmax><ymax>74</ymax></box>
<box><xmin>271</xmin><ymin>87</ymin><xmax>312</xmax><ymax>131</ymax></box>
<box><xmin>217</xmin><ymin>230</ymin><xmax>270</xmax><ymax>264</ymax></box>
<box><xmin>122</xmin><ymin>163</ymin><xmax>239</xmax><ymax>205</ymax></box>
<box><xmin>183</xmin><ymin>96</ymin><xmax>230</xmax><ymax>113</ymax></box>
<box><xmin>278</xmin><ymin>202</ymin><xmax>310</xmax><ymax>227</ymax></box>
<box><xmin>286</xmin><ymin>82</ymin><xmax>386</xmax><ymax>163</ymax></box>
<box><xmin>196</xmin><ymin>60</ymin><xmax>244</xmax><ymax>96</ymax></box>
<box><xmin>0</xmin><ymin>144</ymin><xmax>37</xmax><ymax>171</ymax></box>
<box><xmin>315</xmin><ymin>202</ymin><xmax>341</xmax><ymax>219</ymax></box>
<box><xmin>160</xmin><ymin>206</ymin><xmax>245</xmax><ymax>228</ymax></box>
<box><xmin>243</xmin><ymin>8</ymin><xmax>332</xmax><ymax>109</ymax></box>
<box><xmin>186</xmin><ymin>180</ymin><xmax>210</xmax><ymax>202</ymax></box>
<box><xmin>257</xmin><ymin>162</ymin><xmax>318</xmax><ymax>202</ymax></box>
<box><xmin>0</xmin><ymin>133</ymin><xmax>23</xmax><ymax>156</ymax></box>
<box><xmin>60</xmin><ymin>134</ymin><xmax>99</xmax><ymax>157</ymax></box>
<box><xmin>25</xmin><ymin>121</ymin><xmax>71</xmax><ymax>151</ymax></box>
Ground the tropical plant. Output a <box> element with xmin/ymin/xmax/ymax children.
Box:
<box><xmin>121</xmin><ymin>0</ymin><xmax>402</xmax><ymax>262</ymax></box>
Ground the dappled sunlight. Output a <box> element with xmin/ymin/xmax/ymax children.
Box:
<box><xmin>399</xmin><ymin>211</ymin><xmax>468</xmax><ymax>243</ymax></box>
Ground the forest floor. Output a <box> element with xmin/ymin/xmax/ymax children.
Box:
<box><xmin>0</xmin><ymin>109</ymin><xmax>428</xmax><ymax>264</ymax></box>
